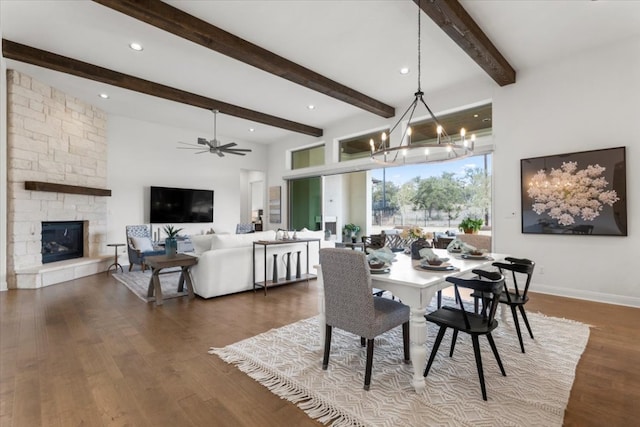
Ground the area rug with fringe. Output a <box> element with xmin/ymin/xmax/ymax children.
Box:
<box><xmin>112</xmin><ymin>269</ymin><xmax>185</xmax><ymax>303</ymax></box>
<box><xmin>209</xmin><ymin>303</ymin><xmax>589</xmax><ymax>426</ymax></box>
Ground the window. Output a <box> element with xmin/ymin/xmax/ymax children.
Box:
<box><xmin>371</xmin><ymin>153</ymin><xmax>493</xmax><ymax>231</ymax></box>
<box><xmin>409</xmin><ymin>104</ymin><xmax>492</xmax><ymax>144</ymax></box>
<box><xmin>338</xmin><ymin>129</ymin><xmax>390</xmax><ymax>162</ymax></box>
<box><xmin>291</xmin><ymin>145</ymin><xmax>325</xmax><ymax>170</ymax></box>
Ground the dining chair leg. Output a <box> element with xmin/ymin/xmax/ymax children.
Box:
<box><xmin>402</xmin><ymin>322</ymin><xmax>410</xmax><ymax>363</ymax></box>
<box><xmin>360</xmin><ymin>337</ymin><xmax>366</xmax><ymax>347</ymax></box>
<box><xmin>473</xmin><ymin>296</ymin><xmax>479</xmax><ymax>314</ymax></box>
<box><xmin>449</xmin><ymin>329</ymin><xmax>459</xmax><ymax>357</ymax></box>
<box><xmin>511</xmin><ymin>305</ymin><xmax>526</xmax><ymax>353</ymax></box>
<box><xmin>437</xmin><ymin>290</ymin><xmax>442</xmax><ymax>308</ymax></box>
<box><xmin>364</xmin><ymin>338</ymin><xmax>374</xmax><ymax>391</ymax></box>
<box><xmin>424</xmin><ymin>326</ymin><xmax>447</xmax><ymax>377</ymax></box>
<box><xmin>129</xmin><ymin>264</ymin><xmax>133</xmax><ymax>272</ymax></box>
<box><xmin>322</xmin><ymin>325</ymin><xmax>332</xmax><ymax>369</ymax></box>
<box><xmin>486</xmin><ymin>333</ymin><xmax>506</xmax><ymax>376</ymax></box>
<box><xmin>519</xmin><ymin>305</ymin><xmax>534</xmax><ymax>339</ymax></box>
<box><xmin>471</xmin><ymin>335</ymin><xmax>488</xmax><ymax>401</ymax></box>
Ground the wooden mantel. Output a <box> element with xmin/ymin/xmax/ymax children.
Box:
<box><xmin>25</xmin><ymin>181</ymin><xmax>112</xmax><ymax>197</ymax></box>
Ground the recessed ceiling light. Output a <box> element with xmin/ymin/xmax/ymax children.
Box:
<box><xmin>307</xmin><ymin>104</ymin><xmax>315</xmax><ymax>110</ymax></box>
<box><xmin>473</xmin><ymin>114</ymin><xmax>479</xmax><ymax>118</ymax></box>
<box><xmin>249</xmin><ymin>128</ymin><xmax>255</xmax><ymax>132</ymax></box>
<box><xmin>399</xmin><ymin>67</ymin><xmax>410</xmax><ymax>75</ymax></box>
<box><xmin>129</xmin><ymin>42</ymin><xmax>143</xmax><ymax>51</ymax></box>
<box><xmin>99</xmin><ymin>93</ymin><xmax>109</xmax><ymax>99</ymax></box>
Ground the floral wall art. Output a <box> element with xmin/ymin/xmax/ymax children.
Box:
<box><xmin>520</xmin><ymin>147</ymin><xmax>627</xmax><ymax>236</ymax></box>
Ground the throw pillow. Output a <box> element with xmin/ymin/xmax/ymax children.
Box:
<box><xmin>191</xmin><ymin>234</ymin><xmax>213</xmax><ymax>255</ymax></box>
<box><xmin>131</xmin><ymin>236</ymin><xmax>154</xmax><ymax>252</ymax></box>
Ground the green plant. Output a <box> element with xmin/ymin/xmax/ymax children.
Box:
<box><xmin>163</xmin><ymin>225</ymin><xmax>183</xmax><ymax>239</ymax></box>
<box><xmin>343</xmin><ymin>223</ymin><xmax>361</xmax><ymax>236</ymax></box>
<box><xmin>458</xmin><ymin>217</ymin><xmax>483</xmax><ymax>233</ymax></box>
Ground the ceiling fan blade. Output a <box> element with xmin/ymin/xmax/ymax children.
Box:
<box><xmin>216</xmin><ymin>151</ymin><xmax>225</xmax><ymax>157</ymax></box>
<box><xmin>224</xmin><ymin>148</ymin><xmax>252</xmax><ymax>153</ymax></box>
<box><xmin>177</xmin><ymin>141</ymin><xmax>202</xmax><ymax>148</ymax></box>
<box><xmin>218</xmin><ymin>142</ymin><xmax>237</xmax><ymax>149</ymax></box>
<box><xmin>195</xmin><ymin>150</ymin><xmax>210</xmax><ymax>154</ymax></box>
<box><xmin>197</xmin><ymin>137</ymin><xmax>208</xmax><ymax>145</ymax></box>
<box><xmin>177</xmin><ymin>147</ymin><xmax>204</xmax><ymax>150</ymax></box>
<box><xmin>225</xmin><ymin>151</ymin><xmax>247</xmax><ymax>156</ymax></box>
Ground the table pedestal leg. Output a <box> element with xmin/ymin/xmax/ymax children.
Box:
<box><xmin>178</xmin><ymin>267</ymin><xmax>195</xmax><ymax>299</ymax></box>
<box><xmin>147</xmin><ymin>268</ymin><xmax>164</xmax><ymax>306</ymax></box>
<box><xmin>408</xmin><ymin>307</ymin><xmax>428</xmax><ymax>392</ymax></box>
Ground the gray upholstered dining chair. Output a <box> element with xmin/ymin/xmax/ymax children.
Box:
<box><xmin>319</xmin><ymin>248</ymin><xmax>410</xmax><ymax>390</ymax></box>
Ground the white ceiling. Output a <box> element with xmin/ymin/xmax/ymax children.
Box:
<box><xmin>2</xmin><ymin>0</ymin><xmax>639</xmax><ymax>145</ymax></box>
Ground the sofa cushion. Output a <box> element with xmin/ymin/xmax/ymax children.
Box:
<box><xmin>294</xmin><ymin>230</ymin><xmax>324</xmax><ymax>240</ymax></box>
<box><xmin>210</xmin><ymin>230</ymin><xmax>276</xmax><ymax>250</ymax></box>
<box><xmin>191</xmin><ymin>234</ymin><xmax>214</xmax><ymax>255</ymax></box>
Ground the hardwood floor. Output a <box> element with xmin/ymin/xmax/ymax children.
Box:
<box><xmin>1</xmin><ymin>273</ymin><xmax>638</xmax><ymax>426</ymax></box>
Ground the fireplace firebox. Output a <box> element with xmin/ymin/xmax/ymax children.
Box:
<box><xmin>42</xmin><ymin>221</ymin><xmax>84</xmax><ymax>264</ymax></box>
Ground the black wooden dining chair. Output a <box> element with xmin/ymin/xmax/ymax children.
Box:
<box><xmin>424</xmin><ymin>269</ymin><xmax>506</xmax><ymax>401</ymax></box>
<box><xmin>472</xmin><ymin>257</ymin><xmax>536</xmax><ymax>353</ymax></box>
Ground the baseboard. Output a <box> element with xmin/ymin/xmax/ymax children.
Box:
<box><xmin>532</xmin><ymin>282</ymin><xmax>640</xmax><ymax>308</ymax></box>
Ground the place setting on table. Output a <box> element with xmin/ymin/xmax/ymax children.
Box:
<box><xmin>365</xmin><ymin>246</ymin><xmax>397</xmax><ymax>274</ymax></box>
<box><xmin>444</xmin><ymin>238</ymin><xmax>494</xmax><ymax>260</ymax></box>
<box><xmin>364</xmin><ymin>239</ymin><xmax>495</xmax><ymax>276</ymax></box>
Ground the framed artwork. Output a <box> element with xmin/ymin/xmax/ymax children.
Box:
<box><xmin>268</xmin><ymin>186</ymin><xmax>281</xmax><ymax>224</ymax></box>
<box><xmin>521</xmin><ymin>146</ymin><xmax>627</xmax><ymax>236</ymax></box>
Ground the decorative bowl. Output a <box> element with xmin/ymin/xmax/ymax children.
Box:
<box><xmin>469</xmin><ymin>250</ymin><xmax>484</xmax><ymax>256</ymax></box>
<box><xmin>425</xmin><ymin>258</ymin><xmax>444</xmax><ymax>266</ymax></box>
<box><xmin>369</xmin><ymin>261</ymin><xmax>385</xmax><ymax>269</ymax></box>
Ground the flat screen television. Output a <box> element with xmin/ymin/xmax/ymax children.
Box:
<box><xmin>150</xmin><ymin>186</ymin><xmax>214</xmax><ymax>223</ymax></box>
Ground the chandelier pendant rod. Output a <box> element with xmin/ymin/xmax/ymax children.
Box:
<box><xmin>370</xmin><ymin>0</ymin><xmax>474</xmax><ymax>166</ymax></box>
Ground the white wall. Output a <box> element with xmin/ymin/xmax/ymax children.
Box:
<box><xmin>493</xmin><ymin>35</ymin><xmax>640</xmax><ymax>306</ymax></box>
<box><xmin>107</xmin><ymin>115</ymin><xmax>266</xmax><ymax>245</ymax></box>
<box><xmin>0</xmin><ymin>52</ymin><xmax>7</xmax><ymax>291</ymax></box>
<box><xmin>266</xmin><ymin>36</ymin><xmax>640</xmax><ymax>306</ymax></box>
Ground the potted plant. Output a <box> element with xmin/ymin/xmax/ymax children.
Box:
<box><xmin>343</xmin><ymin>223</ymin><xmax>361</xmax><ymax>243</ymax></box>
<box><xmin>163</xmin><ymin>224</ymin><xmax>183</xmax><ymax>255</ymax></box>
<box><xmin>458</xmin><ymin>217</ymin><xmax>483</xmax><ymax>234</ymax></box>
<box><xmin>401</xmin><ymin>226</ymin><xmax>434</xmax><ymax>259</ymax></box>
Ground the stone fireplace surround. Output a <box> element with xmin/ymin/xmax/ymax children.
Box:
<box><xmin>6</xmin><ymin>70</ymin><xmax>111</xmax><ymax>288</ymax></box>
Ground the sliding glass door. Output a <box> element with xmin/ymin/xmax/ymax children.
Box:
<box><xmin>288</xmin><ymin>177</ymin><xmax>322</xmax><ymax>231</ymax></box>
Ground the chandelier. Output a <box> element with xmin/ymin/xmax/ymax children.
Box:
<box><xmin>370</xmin><ymin>0</ymin><xmax>474</xmax><ymax>166</ymax></box>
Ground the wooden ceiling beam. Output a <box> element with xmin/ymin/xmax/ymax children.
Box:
<box><xmin>415</xmin><ymin>0</ymin><xmax>516</xmax><ymax>86</ymax></box>
<box><xmin>2</xmin><ymin>39</ymin><xmax>323</xmax><ymax>137</ymax></box>
<box><xmin>92</xmin><ymin>0</ymin><xmax>396</xmax><ymax>118</ymax></box>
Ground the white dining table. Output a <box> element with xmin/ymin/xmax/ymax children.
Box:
<box><xmin>315</xmin><ymin>248</ymin><xmax>507</xmax><ymax>393</ymax></box>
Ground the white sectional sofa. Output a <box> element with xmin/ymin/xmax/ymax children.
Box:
<box><xmin>189</xmin><ymin>230</ymin><xmax>332</xmax><ymax>298</ymax></box>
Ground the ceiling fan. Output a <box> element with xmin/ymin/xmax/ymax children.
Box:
<box><xmin>177</xmin><ymin>109</ymin><xmax>252</xmax><ymax>157</ymax></box>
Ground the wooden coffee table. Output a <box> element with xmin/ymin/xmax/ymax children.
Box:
<box><xmin>144</xmin><ymin>253</ymin><xmax>198</xmax><ymax>306</ymax></box>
